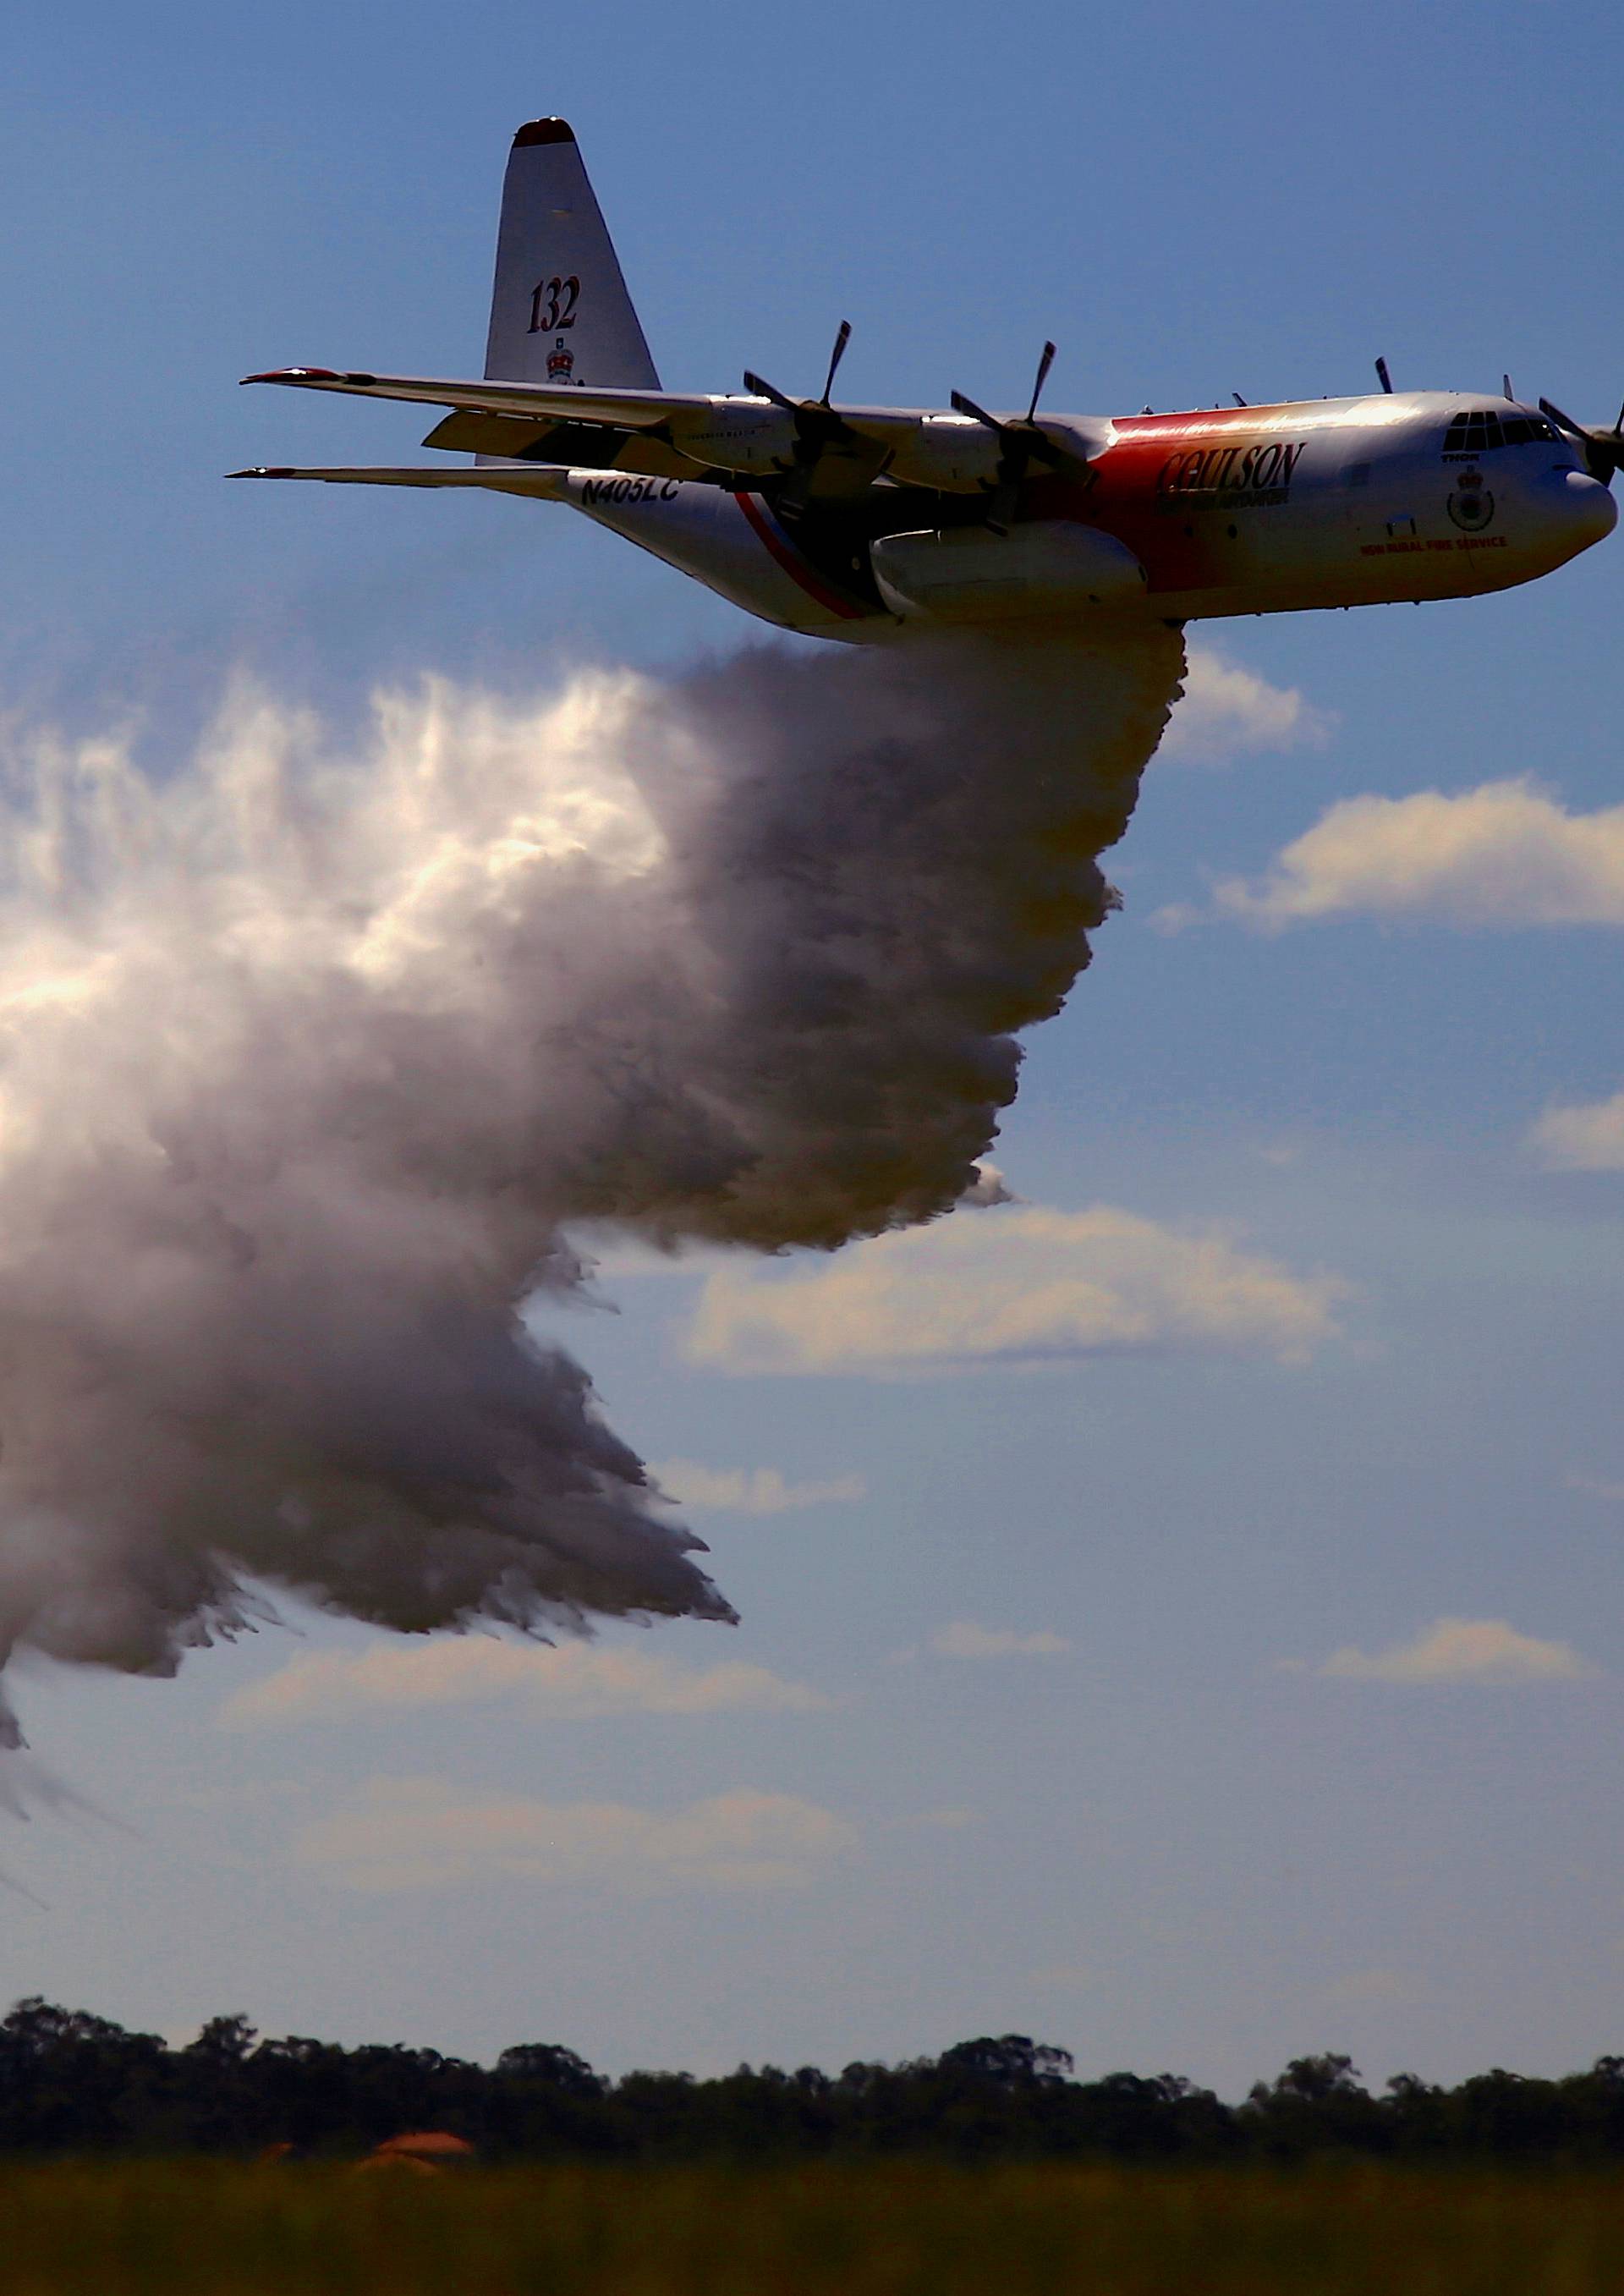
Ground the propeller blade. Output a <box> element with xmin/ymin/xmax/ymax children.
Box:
<box><xmin>1537</xmin><ymin>397</ymin><xmax>1624</xmax><ymax>486</ymax></box>
<box><xmin>819</xmin><ymin>321</ymin><xmax>852</xmax><ymax>408</ymax></box>
<box><xmin>743</xmin><ymin>370</ymin><xmax>798</xmax><ymax>413</ymax></box>
<box><xmin>950</xmin><ymin>346</ymin><xmax>1084</xmax><ymax>525</ymax></box>
<box><xmin>742</xmin><ymin>339</ymin><xmax>867</xmax><ymax>516</ymax></box>
<box><xmin>949</xmin><ymin>388</ymin><xmax>1001</xmax><ymax>433</ymax></box>
<box><xmin>1539</xmin><ymin>396</ymin><xmax>1587</xmax><ymax>440</ymax></box>
<box><xmin>1024</xmin><ymin>340</ymin><xmax>1056</xmax><ymax>424</ymax></box>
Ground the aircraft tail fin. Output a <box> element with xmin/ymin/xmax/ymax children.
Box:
<box><xmin>483</xmin><ymin>120</ymin><xmax>660</xmax><ymax>398</ymax></box>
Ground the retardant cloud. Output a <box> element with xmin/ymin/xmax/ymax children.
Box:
<box><xmin>1314</xmin><ymin>1617</ymin><xmax>1599</xmax><ymax>1684</ymax></box>
<box><xmin>1164</xmin><ymin>779</ymin><xmax>1624</xmax><ymax>930</ymax></box>
<box><xmin>221</xmin><ymin>1638</ymin><xmax>828</xmax><ymax>1727</ymax></box>
<box><xmin>0</xmin><ymin>620</ymin><xmax>1186</xmax><ymax>1749</ymax></box>
<box><xmin>296</xmin><ymin>1779</ymin><xmax>856</xmax><ymax>1892</ymax></box>
<box><xmin>1528</xmin><ymin>1088</ymin><xmax>1624</xmax><ymax>1170</ymax></box>
<box><xmin>683</xmin><ymin>1202</ymin><xmax>1346</xmax><ymax>1375</ymax></box>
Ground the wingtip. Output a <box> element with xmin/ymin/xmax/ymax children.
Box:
<box><xmin>227</xmin><ymin>467</ymin><xmax>294</xmax><ymax>479</ymax></box>
<box><xmin>512</xmin><ymin>117</ymin><xmax>574</xmax><ymax>149</ymax></box>
<box><xmin>240</xmin><ymin>366</ymin><xmax>342</xmax><ymax>387</ymax></box>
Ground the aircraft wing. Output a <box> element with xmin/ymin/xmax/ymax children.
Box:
<box><xmin>228</xmin><ymin>464</ymin><xmax>571</xmax><ymax>497</ymax></box>
<box><xmin>241</xmin><ymin>367</ymin><xmax>1097</xmax><ymax>494</ymax></box>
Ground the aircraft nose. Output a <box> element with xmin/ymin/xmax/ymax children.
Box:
<box><xmin>1560</xmin><ymin>467</ymin><xmax>1617</xmax><ymax>546</ymax></box>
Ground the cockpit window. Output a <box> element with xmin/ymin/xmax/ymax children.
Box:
<box><xmin>1443</xmin><ymin>409</ymin><xmax>1555</xmax><ymax>453</ymax></box>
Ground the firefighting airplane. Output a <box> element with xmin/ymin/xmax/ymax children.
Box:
<box><xmin>235</xmin><ymin>118</ymin><xmax>1620</xmax><ymax>641</ymax></box>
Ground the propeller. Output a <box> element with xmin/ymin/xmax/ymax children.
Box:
<box><xmin>742</xmin><ymin>321</ymin><xmax>864</xmax><ymax>511</ymax></box>
<box><xmin>1539</xmin><ymin>395</ymin><xmax>1624</xmax><ymax>486</ymax></box>
<box><xmin>950</xmin><ymin>341</ymin><xmax>1081</xmax><ymax>532</ymax></box>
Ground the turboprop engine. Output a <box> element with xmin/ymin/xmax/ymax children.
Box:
<box><xmin>671</xmin><ymin>403</ymin><xmax>1014</xmax><ymax>493</ymax></box>
<box><xmin>870</xmin><ymin>520</ymin><xmax>1148</xmax><ymax>623</ymax></box>
<box><xmin>881</xmin><ymin>416</ymin><xmax>1009</xmax><ymax>492</ymax></box>
<box><xmin>667</xmin><ymin>399</ymin><xmax>801</xmax><ymax>476</ymax></box>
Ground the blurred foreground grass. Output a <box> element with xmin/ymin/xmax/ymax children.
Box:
<box><xmin>0</xmin><ymin>2161</ymin><xmax>1621</xmax><ymax>2293</ymax></box>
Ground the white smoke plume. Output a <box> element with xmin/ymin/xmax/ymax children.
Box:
<box><xmin>0</xmin><ymin>625</ymin><xmax>1183</xmax><ymax>1744</ymax></box>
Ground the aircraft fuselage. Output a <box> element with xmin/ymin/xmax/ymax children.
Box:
<box><xmin>561</xmin><ymin>389</ymin><xmax>1616</xmax><ymax>641</ymax></box>
<box><xmin>238</xmin><ymin>121</ymin><xmax>1618</xmax><ymax>647</ymax></box>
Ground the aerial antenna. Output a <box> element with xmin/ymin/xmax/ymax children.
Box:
<box><xmin>1503</xmin><ymin>372</ymin><xmax>1515</xmax><ymax>401</ymax></box>
<box><xmin>1232</xmin><ymin>392</ymin><xmax>1248</xmax><ymax>407</ymax></box>
<box><xmin>819</xmin><ymin>320</ymin><xmax>852</xmax><ymax>408</ymax></box>
<box><xmin>1374</xmin><ymin>357</ymin><xmax>1393</xmax><ymax>393</ymax></box>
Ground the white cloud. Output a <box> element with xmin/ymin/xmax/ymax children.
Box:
<box><xmin>960</xmin><ymin>1160</ymin><xmax>1018</xmax><ymax>1206</ymax></box>
<box><xmin>1157</xmin><ymin>646</ymin><xmax>1332</xmax><ymax>765</ymax></box>
<box><xmin>1528</xmin><ymin>1089</ymin><xmax>1624</xmax><ymax>1171</ymax></box>
<box><xmin>1314</xmin><ymin>1617</ymin><xmax>1599</xmax><ymax>1685</ymax></box>
<box><xmin>296</xmin><ymin>1778</ymin><xmax>856</xmax><ymax>1892</ymax></box>
<box><xmin>220</xmin><ymin>1637</ymin><xmax>828</xmax><ymax>1728</ymax></box>
<box><xmin>651</xmin><ymin>1460</ymin><xmax>866</xmax><ymax>1514</ymax></box>
<box><xmin>1569</xmin><ymin>1472</ymin><xmax>1624</xmax><ymax>1503</ymax></box>
<box><xmin>1167</xmin><ymin>779</ymin><xmax>1624</xmax><ymax>931</ymax></box>
<box><xmin>929</xmin><ymin>1622</ymin><xmax>1071</xmax><ymax>1659</ymax></box>
<box><xmin>683</xmin><ymin>1202</ymin><xmax>1345</xmax><ymax>1376</ymax></box>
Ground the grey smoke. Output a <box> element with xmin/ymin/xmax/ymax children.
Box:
<box><xmin>0</xmin><ymin>623</ymin><xmax>1183</xmax><ymax>1743</ymax></box>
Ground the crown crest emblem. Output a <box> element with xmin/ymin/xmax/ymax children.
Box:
<box><xmin>546</xmin><ymin>344</ymin><xmax>575</xmax><ymax>382</ymax></box>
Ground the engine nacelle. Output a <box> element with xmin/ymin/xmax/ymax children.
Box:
<box><xmin>667</xmin><ymin>399</ymin><xmax>799</xmax><ymax>476</ymax></box>
<box><xmin>881</xmin><ymin>415</ymin><xmax>1007</xmax><ymax>492</ymax></box>
<box><xmin>870</xmin><ymin>520</ymin><xmax>1149</xmax><ymax>623</ymax></box>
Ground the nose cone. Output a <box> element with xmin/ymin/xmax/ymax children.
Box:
<box><xmin>1561</xmin><ymin>467</ymin><xmax>1617</xmax><ymax>548</ymax></box>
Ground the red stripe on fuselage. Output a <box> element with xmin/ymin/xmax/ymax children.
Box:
<box><xmin>732</xmin><ymin>492</ymin><xmax>869</xmax><ymax>620</ymax></box>
<box><xmin>1107</xmin><ymin>402</ymin><xmax>1311</xmax><ymax>439</ymax></box>
<box><xmin>1084</xmin><ymin>404</ymin><xmax>1323</xmax><ymax>596</ymax></box>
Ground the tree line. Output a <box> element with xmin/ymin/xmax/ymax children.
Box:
<box><xmin>3</xmin><ymin>2002</ymin><xmax>1623</xmax><ymax>2162</ymax></box>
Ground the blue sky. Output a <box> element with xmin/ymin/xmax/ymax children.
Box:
<box><xmin>2</xmin><ymin>0</ymin><xmax>1623</xmax><ymax>2097</ymax></box>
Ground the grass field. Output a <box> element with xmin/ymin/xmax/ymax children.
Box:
<box><xmin>0</xmin><ymin>2162</ymin><xmax>1621</xmax><ymax>2293</ymax></box>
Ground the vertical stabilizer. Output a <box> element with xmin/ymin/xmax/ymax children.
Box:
<box><xmin>483</xmin><ymin>119</ymin><xmax>660</xmax><ymax>393</ymax></box>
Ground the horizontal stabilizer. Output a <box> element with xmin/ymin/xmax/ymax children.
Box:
<box><xmin>228</xmin><ymin>464</ymin><xmax>569</xmax><ymax>499</ymax></box>
<box><xmin>243</xmin><ymin>367</ymin><xmax>678</xmax><ymax>429</ymax></box>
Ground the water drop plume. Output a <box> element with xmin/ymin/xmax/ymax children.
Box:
<box><xmin>0</xmin><ymin>623</ymin><xmax>1183</xmax><ymax>1740</ymax></box>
